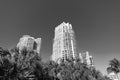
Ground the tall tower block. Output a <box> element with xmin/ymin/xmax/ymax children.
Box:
<box><xmin>52</xmin><ymin>22</ymin><xmax>77</xmax><ymax>63</ymax></box>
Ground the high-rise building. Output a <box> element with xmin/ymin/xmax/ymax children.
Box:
<box><xmin>51</xmin><ymin>22</ymin><xmax>77</xmax><ymax>63</ymax></box>
<box><xmin>17</xmin><ymin>35</ymin><xmax>41</xmax><ymax>54</ymax></box>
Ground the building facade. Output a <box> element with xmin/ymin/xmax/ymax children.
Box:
<box><xmin>108</xmin><ymin>72</ymin><xmax>120</xmax><ymax>80</ymax></box>
<box><xmin>17</xmin><ymin>35</ymin><xmax>41</xmax><ymax>54</ymax></box>
<box><xmin>51</xmin><ymin>22</ymin><xmax>77</xmax><ymax>63</ymax></box>
<box><xmin>79</xmin><ymin>51</ymin><xmax>94</xmax><ymax>66</ymax></box>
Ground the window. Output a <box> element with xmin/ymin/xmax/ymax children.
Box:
<box><xmin>33</xmin><ymin>42</ymin><xmax>37</xmax><ymax>50</ymax></box>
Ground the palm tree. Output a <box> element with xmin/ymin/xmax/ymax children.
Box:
<box><xmin>45</xmin><ymin>60</ymin><xmax>59</xmax><ymax>80</ymax></box>
<box><xmin>0</xmin><ymin>47</ymin><xmax>16</xmax><ymax>80</ymax></box>
<box><xmin>108</xmin><ymin>58</ymin><xmax>120</xmax><ymax>73</ymax></box>
<box><xmin>9</xmin><ymin>47</ymin><xmax>42</xmax><ymax>80</ymax></box>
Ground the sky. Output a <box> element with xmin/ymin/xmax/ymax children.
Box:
<box><xmin>0</xmin><ymin>0</ymin><xmax>120</xmax><ymax>75</ymax></box>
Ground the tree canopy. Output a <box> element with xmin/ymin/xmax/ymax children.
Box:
<box><xmin>0</xmin><ymin>47</ymin><xmax>111</xmax><ymax>80</ymax></box>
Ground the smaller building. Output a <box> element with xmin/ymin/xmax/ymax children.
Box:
<box><xmin>17</xmin><ymin>35</ymin><xmax>41</xmax><ymax>54</ymax></box>
<box><xmin>108</xmin><ymin>72</ymin><xmax>120</xmax><ymax>80</ymax></box>
<box><xmin>79</xmin><ymin>51</ymin><xmax>94</xmax><ymax>66</ymax></box>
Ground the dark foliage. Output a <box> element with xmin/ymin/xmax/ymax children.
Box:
<box><xmin>0</xmin><ymin>47</ymin><xmax>111</xmax><ymax>80</ymax></box>
<box><xmin>107</xmin><ymin>58</ymin><xmax>120</xmax><ymax>74</ymax></box>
